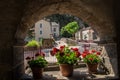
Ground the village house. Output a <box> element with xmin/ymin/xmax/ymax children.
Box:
<box><xmin>34</xmin><ymin>19</ymin><xmax>60</xmax><ymax>41</ymax></box>
<box><xmin>75</xmin><ymin>27</ymin><xmax>100</xmax><ymax>42</ymax></box>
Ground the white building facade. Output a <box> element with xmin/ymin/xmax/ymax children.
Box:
<box><xmin>75</xmin><ymin>27</ymin><xmax>100</xmax><ymax>41</ymax></box>
<box><xmin>35</xmin><ymin>19</ymin><xmax>59</xmax><ymax>41</ymax></box>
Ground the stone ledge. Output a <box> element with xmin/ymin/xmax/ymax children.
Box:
<box><xmin>25</xmin><ymin>62</ymin><xmax>87</xmax><ymax>74</ymax></box>
<box><xmin>22</xmin><ymin>67</ymin><xmax>118</xmax><ymax>80</ymax></box>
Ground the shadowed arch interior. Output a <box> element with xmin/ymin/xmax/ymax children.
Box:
<box><xmin>15</xmin><ymin>0</ymin><xmax>116</xmax><ymax>45</ymax></box>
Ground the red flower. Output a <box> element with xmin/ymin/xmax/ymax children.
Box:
<box><xmin>87</xmin><ymin>52</ymin><xmax>91</xmax><ymax>55</ymax></box>
<box><xmin>50</xmin><ymin>48</ymin><xmax>59</xmax><ymax>56</ymax></box>
<box><xmin>60</xmin><ymin>45</ymin><xmax>65</xmax><ymax>50</ymax></box>
<box><xmin>50</xmin><ymin>50</ymin><xmax>54</xmax><ymax>56</ymax></box>
<box><xmin>53</xmin><ymin>48</ymin><xmax>59</xmax><ymax>53</ymax></box>
<box><xmin>40</xmin><ymin>52</ymin><xmax>45</xmax><ymax>57</ymax></box>
<box><xmin>42</xmin><ymin>53</ymin><xmax>45</xmax><ymax>57</ymax></box>
<box><xmin>82</xmin><ymin>53</ymin><xmax>87</xmax><ymax>58</ymax></box>
<box><xmin>35</xmin><ymin>53</ymin><xmax>40</xmax><ymax>57</ymax></box>
<box><xmin>60</xmin><ymin>46</ymin><xmax>65</xmax><ymax>52</ymax></box>
<box><xmin>96</xmin><ymin>52</ymin><xmax>101</xmax><ymax>55</ymax></box>
<box><xmin>91</xmin><ymin>50</ymin><xmax>96</xmax><ymax>53</ymax></box>
<box><xmin>26</xmin><ymin>56</ymin><xmax>31</xmax><ymax>60</ymax></box>
<box><xmin>75</xmin><ymin>51</ymin><xmax>81</xmax><ymax>57</ymax></box>
<box><xmin>83</xmin><ymin>49</ymin><xmax>89</xmax><ymax>53</ymax></box>
<box><xmin>32</xmin><ymin>57</ymin><xmax>34</xmax><ymax>60</ymax></box>
<box><xmin>72</xmin><ymin>48</ymin><xmax>79</xmax><ymax>51</ymax></box>
<box><xmin>35</xmin><ymin>52</ymin><xmax>45</xmax><ymax>57</ymax></box>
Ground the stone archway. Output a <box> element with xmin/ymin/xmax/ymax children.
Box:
<box><xmin>14</xmin><ymin>0</ymin><xmax>118</xmax><ymax>79</ymax></box>
<box><xmin>15</xmin><ymin>0</ymin><xmax>116</xmax><ymax>44</ymax></box>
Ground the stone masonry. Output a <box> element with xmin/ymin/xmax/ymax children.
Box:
<box><xmin>0</xmin><ymin>0</ymin><xmax>120</xmax><ymax>80</ymax></box>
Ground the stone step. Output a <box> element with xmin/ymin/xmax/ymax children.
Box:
<box><xmin>25</xmin><ymin>62</ymin><xmax>87</xmax><ymax>74</ymax></box>
<box><xmin>22</xmin><ymin>67</ymin><xmax>116</xmax><ymax>80</ymax></box>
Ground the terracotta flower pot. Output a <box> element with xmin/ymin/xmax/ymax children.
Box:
<box><xmin>31</xmin><ymin>67</ymin><xmax>43</xmax><ymax>79</ymax></box>
<box><xmin>87</xmin><ymin>63</ymin><xmax>98</xmax><ymax>74</ymax></box>
<box><xmin>59</xmin><ymin>64</ymin><xmax>73</xmax><ymax>77</ymax></box>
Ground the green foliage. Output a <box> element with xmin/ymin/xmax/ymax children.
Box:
<box><xmin>28</xmin><ymin>56</ymin><xmax>48</xmax><ymax>68</ymax></box>
<box><xmin>83</xmin><ymin>54</ymin><xmax>101</xmax><ymax>64</ymax></box>
<box><xmin>60</xmin><ymin>21</ymin><xmax>80</xmax><ymax>37</ymax></box>
<box><xmin>60</xmin><ymin>28</ymin><xmax>72</xmax><ymax>37</ymax></box>
<box><xmin>56</xmin><ymin>52</ymin><xmax>78</xmax><ymax>65</ymax></box>
<box><xmin>82</xmin><ymin>50</ymin><xmax>101</xmax><ymax>64</ymax></box>
<box><xmin>25</xmin><ymin>40</ymin><xmax>40</xmax><ymax>47</ymax></box>
<box><xmin>51</xmin><ymin>46</ymin><xmax>80</xmax><ymax>65</ymax></box>
<box><xmin>25</xmin><ymin>39</ymin><xmax>47</xmax><ymax>68</ymax></box>
<box><xmin>64</xmin><ymin>21</ymin><xmax>80</xmax><ymax>35</ymax></box>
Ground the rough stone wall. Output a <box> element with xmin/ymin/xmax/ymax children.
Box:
<box><xmin>114</xmin><ymin>0</ymin><xmax>120</xmax><ymax>77</ymax></box>
<box><xmin>0</xmin><ymin>0</ymin><xmax>119</xmax><ymax>80</ymax></box>
<box><xmin>0</xmin><ymin>0</ymin><xmax>26</xmax><ymax>79</ymax></box>
<box><xmin>15</xmin><ymin>0</ymin><xmax>116</xmax><ymax>43</ymax></box>
<box><xmin>100</xmin><ymin>43</ymin><xmax>118</xmax><ymax>77</ymax></box>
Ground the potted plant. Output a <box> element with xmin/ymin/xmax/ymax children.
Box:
<box><xmin>26</xmin><ymin>55</ymin><xmax>48</xmax><ymax>79</ymax></box>
<box><xmin>50</xmin><ymin>45</ymin><xmax>81</xmax><ymax>77</ymax></box>
<box><xmin>81</xmin><ymin>49</ymin><xmax>101</xmax><ymax>74</ymax></box>
<box><xmin>25</xmin><ymin>40</ymin><xmax>40</xmax><ymax>50</ymax></box>
<box><xmin>25</xmin><ymin>40</ymin><xmax>48</xmax><ymax>79</ymax></box>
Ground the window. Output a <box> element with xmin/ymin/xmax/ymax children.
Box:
<box><xmin>40</xmin><ymin>23</ymin><xmax>42</xmax><ymax>28</ymax></box>
<box><xmin>40</xmin><ymin>31</ymin><xmax>42</xmax><ymax>34</ymax></box>
<box><xmin>53</xmin><ymin>28</ymin><xmax>56</xmax><ymax>32</ymax></box>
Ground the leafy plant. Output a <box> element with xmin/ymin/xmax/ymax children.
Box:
<box><xmin>82</xmin><ymin>49</ymin><xmax>101</xmax><ymax>64</ymax></box>
<box><xmin>25</xmin><ymin>39</ymin><xmax>47</xmax><ymax>68</ymax></box>
<box><xmin>50</xmin><ymin>46</ymin><xmax>81</xmax><ymax>65</ymax></box>
<box><xmin>26</xmin><ymin>53</ymin><xmax>48</xmax><ymax>68</ymax></box>
<box><xmin>25</xmin><ymin>40</ymin><xmax>40</xmax><ymax>47</ymax></box>
<box><xmin>63</xmin><ymin>21</ymin><xmax>80</xmax><ymax>35</ymax></box>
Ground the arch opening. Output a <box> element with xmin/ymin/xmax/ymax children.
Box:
<box><xmin>13</xmin><ymin>1</ymin><xmax>118</xmax><ymax>79</ymax></box>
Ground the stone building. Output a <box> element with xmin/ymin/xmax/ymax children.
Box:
<box><xmin>0</xmin><ymin>0</ymin><xmax>120</xmax><ymax>80</ymax></box>
<box><xmin>35</xmin><ymin>19</ymin><xmax>60</xmax><ymax>41</ymax></box>
<box><xmin>75</xmin><ymin>27</ymin><xmax>100</xmax><ymax>41</ymax></box>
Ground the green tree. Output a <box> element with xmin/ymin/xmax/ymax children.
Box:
<box><xmin>60</xmin><ymin>27</ymin><xmax>72</xmax><ymax>38</ymax></box>
<box><xmin>62</xmin><ymin>21</ymin><xmax>80</xmax><ymax>38</ymax></box>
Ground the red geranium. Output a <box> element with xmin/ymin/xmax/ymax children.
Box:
<box><xmin>82</xmin><ymin>53</ymin><xmax>87</xmax><ymax>58</ymax></box>
<box><xmin>91</xmin><ymin>49</ymin><xmax>96</xmax><ymax>53</ymax></box>
<box><xmin>26</xmin><ymin>56</ymin><xmax>31</xmax><ymax>60</ymax></box>
<box><xmin>35</xmin><ymin>53</ymin><xmax>40</xmax><ymax>57</ymax></box>
<box><xmin>53</xmin><ymin>48</ymin><xmax>59</xmax><ymax>53</ymax></box>
<box><xmin>60</xmin><ymin>45</ymin><xmax>65</xmax><ymax>50</ymax></box>
<box><xmin>50</xmin><ymin>48</ymin><xmax>59</xmax><ymax>56</ymax></box>
<box><xmin>25</xmin><ymin>40</ymin><xmax>48</xmax><ymax>68</ymax></box>
<box><xmin>71</xmin><ymin>48</ymin><xmax>79</xmax><ymax>51</ymax></box>
<box><xmin>96</xmin><ymin>52</ymin><xmax>101</xmax><ymax>55</ymax></box>
<box><xmin>50</xmin><ymin>46</ymin><xmax>81</xmax><ymax>65</ymax></box>
<box><xmin>35</xmin><ymin>52</ymin><xmax>45</xmax><ymax>57</ymax></box>
<box><xmin>82</xmin><ymin>49</ymin><xmax>101</xmax><ymax>64</ymax></box>
<box><xmin>75</xmin><ymin>51</ymin><xmax>81</xmax><ymax>57</ymax></box>
<box><xmin>83</xmin><ymin>49</ymin><xmax>89</xmax><ymax>54</ymax></box>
